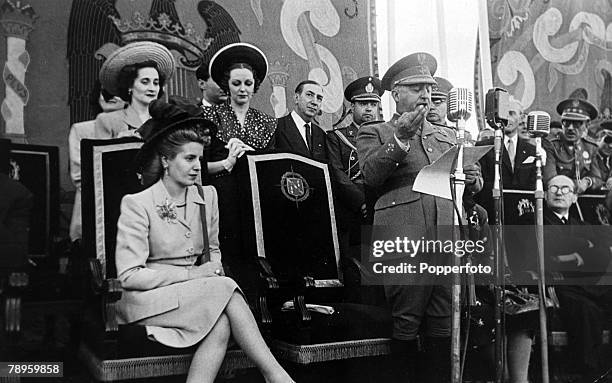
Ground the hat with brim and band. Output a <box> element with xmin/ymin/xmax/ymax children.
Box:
<box><xmin>99</xmin><ymin>41</ymin><xmax>176</xmax><ymax>97</ymax></box>
<box><xmin>209</xmin><ymin>43</ymin><xmax>268</xmax><ymax>86</ymax></box>
<box><xmin>135</xmin><ymin>100</ymin><xmax>216</xmax><ymax>174</ymax></box>
<box><xmin>431</xmin><ymin>77</ymin><xmax>453</xmax><ymax>101</ymax></box>
<box><xmin>381</xmin><ymin>52</ymin><xmax>437</xmax><ymax>91</ymax></box>
<box><xmin>556</xmin><ymin>98</ymin><xmax>598</xmax><ymax>121</ymax></box>
<box><xmin>344</xmin><ymin>76</ymin><xmax>384</xmax><ymax>103</ymax></box>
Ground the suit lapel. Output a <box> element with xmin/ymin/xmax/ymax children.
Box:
<box><xmin>310</xmin><ymin>122</ymin><xmax>325</xmax><ymax>156</ymax></box>
<box><xmin>184</xmin><ymin>185</ymin><xmax>205</xmax><ymax>228</ymax></box>
<box><xmin>514</xmin><ymin>138</ymin><xmax>530</xmax><ymax>169</ymax></box>
<box><xmin>151</xmin><ymin>180</ymin><xmax>192</xmax><ymax>230</ymax></box>
<box><xmin>282</xmin><ymin>115</ymin><xmax>310</xmax><ymax>156</ymax></box>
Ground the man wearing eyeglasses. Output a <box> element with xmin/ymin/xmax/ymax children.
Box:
<box><xmin>357</xmin><ymin>52</ymin><xmax>482</xmax><ymax>383</ymax></box>
<box><xmin>543</xmin><ymin>98</ymin><xmax>601</xmax><ymax>193</ymax></box>
<box><xmin>537</xmin><ymin>175</ymin><xmax>612</xmax><ymax>378</ymax></box>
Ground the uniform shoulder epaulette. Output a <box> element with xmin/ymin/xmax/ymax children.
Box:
<box><xmin>582</xmin><ymin>136</ymin><xmax>598</xmax><ymax>146</ymax></box>
<box><xmin>330</xmin><ymin>125</ymin><xmax>348</xmax><ymax>132</ymax></box>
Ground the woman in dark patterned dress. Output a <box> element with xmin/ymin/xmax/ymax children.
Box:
<box><xmin>200</xmin><ymin>43</ymin><xmax>276</xmax><ymax>292</ymax></box>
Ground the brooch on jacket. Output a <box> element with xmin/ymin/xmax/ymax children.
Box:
<box><xmin>156</xmin><ymin>198</ymin><xmax>178</xmax><ymax>223</ymax></box>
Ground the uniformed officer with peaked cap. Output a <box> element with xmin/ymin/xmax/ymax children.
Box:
<box><xmin>328</xmin><ymin>76</ymin><xmax>384</xmax><ymax>220</ymax></box>
<box><xmin>327</xmin><ymin>77</ymin><xmax>383</xmax><ymax>289</ymax></box>
<box><xmin>357</xmin><ymin>52</ymin><xmax>482</xmax><ymax>383</ymax></box>
<box><xmin>427</xmin><ymin>76</ymin><xmax>453</xmax><ymax>125</ymax></box>
<box><xmin>543</xmin><ymin>97</ymin><xmax>602</xmax><ymax>192</ymax></box>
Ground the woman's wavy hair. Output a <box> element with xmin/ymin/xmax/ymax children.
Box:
<box><xmin>116</xmin><ymin>60</ymin><xmax>166</xmax><ymax>103</ymax></box>
<box><xmin>219</xmin><ymin>62</ymin><xmax>261</xmax><ymax>95</ymax></box>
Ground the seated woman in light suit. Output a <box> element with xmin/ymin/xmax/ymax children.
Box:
<box><xmin>115</xmin><ymin>100</ymin><xmax>293</xmax><ymax>383</ymax></box>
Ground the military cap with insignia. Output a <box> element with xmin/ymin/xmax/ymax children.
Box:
<box><xmin>381</xmin><ymin>52</ymin><xmax>437</xmax><ymax>91</ymax></box>
<box><xmin>431</xmin><ymin>76</ymin><xmax>453</xmax><ymax>100</ymax></box>
<box><xmin>344</xmin><ymin>76</ymin><xmax>384</xmax><ymax>102</ymax></box>
<box><xmin>556</xmin><ymin>98</ymin><xmax>598</xmax><ymax>121</ymax></box>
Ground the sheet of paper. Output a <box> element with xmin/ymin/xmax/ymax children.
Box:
<box><xmin>413</xmin><ymin>145</ymin><xmax>493</xmax><ymax>200</ymax></box>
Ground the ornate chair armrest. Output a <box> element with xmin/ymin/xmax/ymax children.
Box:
<box><xmin>257</xmin><ymin>258</ymin><xmax>279</xmax><ymax>289</ymax></box>
<box><xmin>87</xmin><ymin>259</ymin><xmax>122</xmax><ymax>333</ymax></box>
<box><xmin>2</xmin><ymin>272</ymin><xmax>28</xmax><ymax>335</ymax></box>
<box><xmin>8</xmin><ymin>272</ymin><xmax>29</xmax><ymax>289</ymax></box>
<box><xmin>88</xmin><ymin>258</ymin><xmax>105</xmax><ymax>292</ymax></box>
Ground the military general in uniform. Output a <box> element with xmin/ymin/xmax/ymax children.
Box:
<box><xmin>543</xmin><ymin>98</ymin><xmax>601</xmax><ymax>193</ymax></box>
<box><xmin>357</xmin><ymin>52</ymin><xmax>482</xmax><ymax>383</ymax></box>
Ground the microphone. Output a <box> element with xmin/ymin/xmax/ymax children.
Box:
<box><xmin>527</xmin><ymin>111</ymin><xmax>551</xmax><ymax>138</ymax></box>
<box><xmin>527</xmin><ymin>111</ymin><xmax>550</xmax><ymax>194</ymax></box>
<box><xmin>447</xmin><ymin>88</ymin><xmax>473</xmax><ymax>122</ymax></box>
<box><xmin>485</xmin><ymin>87</ymin><xmax>510</xmax><ymax>129</ymax></box>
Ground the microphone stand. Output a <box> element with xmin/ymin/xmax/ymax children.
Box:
<box><xmin>533</xmin><ymin>135</ymin><xmax>550</xmax><ymax>383</ymax></box>
<box><xmin>451</xmin><ymin>117</ymin><xmax>466</xmax><ymax>383</ymax></box>
<box><xmin>491</xmin><ymin>123</ymin><xmax>506</xmax><ymax>383</ymax></box>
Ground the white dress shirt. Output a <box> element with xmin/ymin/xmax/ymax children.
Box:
<box><xmin>505</xmin><ymin>134</ymin><xmax>518</xmax><ymax>168</ymax></box>
<box><xmin>290</xmin><ymin>110</ymin><xmax>310</xmax><ymax>148</ymax></box>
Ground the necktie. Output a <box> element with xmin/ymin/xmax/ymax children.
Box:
<box><xmin>305</xmin><ymin>123</ymin><xmax>312</xmax><ymax>153</ymax></box>
<box><xmin>507</xmin><ymin>138</ymin><xmax>516</xmax><ymax>169</ymax></box>
<box><xmin>561</xmin><ymin>217</ymin><xmax>568</xmax><ymax>225</ymax></box>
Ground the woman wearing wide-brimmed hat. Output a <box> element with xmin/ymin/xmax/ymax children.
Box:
<box><xmin>200</xmin><ymin>43</ymin><xmax>276</xmax><ymax>289</ymax></box>
<box><xmin>115</xmin><ymin>100</ymin><xmax>293</xmax><ymax>383</ymax></box>
<box><xmin>202</xmin><ymin>42</ymin><xmax>276</xmax><ymax>172</ymax></box>
<box><xmin>94</xmin><ymin>41</ymin><xmax>175</xmax><ymax>138</ymax></box>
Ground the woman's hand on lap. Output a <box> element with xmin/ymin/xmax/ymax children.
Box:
<box><xmin>189</xmin><ymin>261</ymin><xmax>224</xmax><ymax>279</ymax></box>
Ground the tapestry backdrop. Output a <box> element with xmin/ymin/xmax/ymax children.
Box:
<box><xmin>487</xmin><ymin>0</ymin><xmax>612</xmax><ymax>121</ymax></box>
<box><xmin>67</xmin><ymin>0</ymin><xmax>378</xmax><ymax>130</ymax></box>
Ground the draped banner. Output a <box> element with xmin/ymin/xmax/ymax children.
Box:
<box><xmin>487</xmin><ymin>0</ymin><xmax>612</xmax><ymax>121</ymax></box>
<box><xmin>68</xmin><ymin>0</ymin><xmax>378</xmax><ymax>129</ymax></box>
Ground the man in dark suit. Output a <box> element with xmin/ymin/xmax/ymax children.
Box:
<box><xmin>476</xmin><ymin>97</ymin><xmax>537</xmax><ymax>221</ymax></box>
<box><xmin>195</xmin><ymin>62</ymin><xmax>226</xmax><ymax>108</ymax></box>
<box><xmin>536</xmin><ymin>175</ymin><xmax>612</xmax><ymax>378</ymax></box>
<box><xmin>272</xmin><ymin>80</ymin><xmax>328</xmax><ymax>162</ymax></box>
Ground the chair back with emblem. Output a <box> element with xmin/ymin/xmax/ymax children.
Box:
<box><xmin>235</xmin><ymin>152</ymin><xmax>393</xmax><ymax>372</ymax></box>
<box><xmin>78</xmin><ymin>138</ymin><xmax>253</xmax><ymax>381</ymax></box>
<box><xmin>245</xmin><ymin>152</ymin><xmax>342</xmax><ymax>287</ymax></box>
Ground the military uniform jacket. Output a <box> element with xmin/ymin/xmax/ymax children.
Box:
<box><xmin>543</xmin><ymin>137</ymin><xmax>600</xmax><ymax>183</ymax></box>
<box><xmin>327</xmin><ymin>122</ymin><xmax>366</xmax><ymax>214</ymax></box>
<box><xmin>357</xmin><ymin>115</ymin><xmax>481</xmax><ymax>233</ymax></box>
<box><xmin>590</xmin><ymin>150</ymin><xmax>612</xmax><ymax>190</ymax></box>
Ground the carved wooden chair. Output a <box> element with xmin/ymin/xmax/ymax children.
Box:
<box><xmin>234</xmin><ymin>152</ymin><xmax>394</xmax><ymax>378</ymax></box>
<box><xmin>78</xmin><ymin>138</ymin><xmax>253</xmax><ymax>381</ymax></box>
<box><xmin>1</xmin><ymin>141</ymin><xmax>58</xmax><ymax>346</ymax></box>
